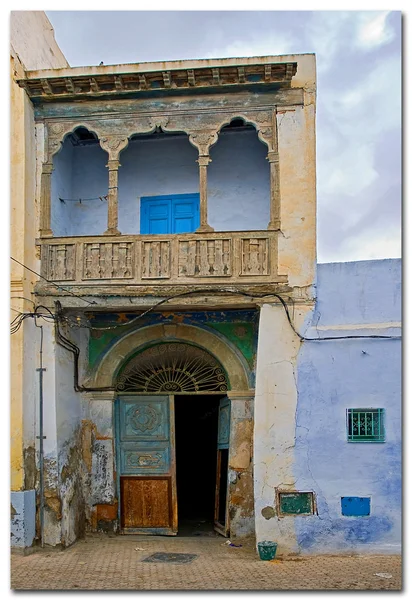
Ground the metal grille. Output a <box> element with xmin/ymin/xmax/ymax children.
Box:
<box><xmin>347</xmin><ymin>408</ymin><xmax>385</xmax><ymax>442</ymax></box>
<box><xmin>116</xmin><ymin>343</ymin><xmax>229</xmax><ymax>393</ymax></box>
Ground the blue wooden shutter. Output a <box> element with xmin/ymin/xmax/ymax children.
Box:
<box><xmin>141</xmin><ymin>194</ymin><xmax>199</xmax><ymax>234</ymax></box>
<box><xmin>141</xmin><ymin>198</ymin><xmax>171</xmax><ymax>234</ymax></box>
<box><xmin>172</xmin><ymin>195</ymin><xmax>199</xmax><ymax>233</ymax></box>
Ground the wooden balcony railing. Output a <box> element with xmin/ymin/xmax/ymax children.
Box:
<box><xmin>37</xmin><ymin>231</ymin><xmax>287</xmax><ymax>292</ymax></box>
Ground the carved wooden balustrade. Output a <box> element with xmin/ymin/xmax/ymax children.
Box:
<box><xmin>37</xmin><ymin>231</ymin><xmax>287</xmax><ymax>293</ymax></box>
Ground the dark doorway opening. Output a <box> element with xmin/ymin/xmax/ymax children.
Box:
<box><xmin>174</xmin><ymin>395</ymin><xmax>223</xmax><ymax>537</ymax></box>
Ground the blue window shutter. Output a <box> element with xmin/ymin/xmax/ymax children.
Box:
<box><xmin>140</xmin><ymin>194</ymin><xmax>199</xmax><ymax>234</ymax></box>
<box><xmin>141</xmin><ymin>198</ymin><xmax>171</xmax><ymax>234</ymax></box>
<box><xmin>172</xmin><ymin>194</ymin><xmax>200</xmax><ymax>233</ymax></box>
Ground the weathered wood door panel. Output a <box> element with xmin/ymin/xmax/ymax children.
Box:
<box><xmin>116</xmin><ymin>395</ymin><xmax>177</xmax><ymax>535</ymax></box>
<box><xmin>121</xmin><ymin>477</ymin><xmax>172</xmax><ymax>529</ymax></box>
<box><xmin>214</xmin><ymin>397</ymin><xmax>230</xmax><ymax>536</ymax></box>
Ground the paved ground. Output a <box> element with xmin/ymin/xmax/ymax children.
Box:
<box><xmin>11</xmin><ymin>534</ymin><xmax>402</xmax><ymax>590</ymax></box>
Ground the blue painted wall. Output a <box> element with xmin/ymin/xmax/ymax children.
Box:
<box><xmin>51</xmin><ymin>128</ymin><xmax>270</xmax><ymax>236</ymax></box>
<box><xmin>51</xmin><ymin>141</ymin><xmax>108</xmax><ymax>236</ymax></box>
<box><xmin>294</xmin><ymin>259</ymin><xmax>401</xmax><ymax>553</ymax></box>
<box><xmin>208</xmin><ymin>129</ymin><xmax>270</xmax><ymax>231</ymax></box>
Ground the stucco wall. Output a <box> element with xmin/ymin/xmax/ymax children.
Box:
<box><xmin>254</xmin><ymin>259</ymin><xmax>401</xmax><ymax>555</ymax></box>
<box><xmin>10</xmin><ymin>10</ymin><xmax>68</xmax><ymax>549</ymax></box>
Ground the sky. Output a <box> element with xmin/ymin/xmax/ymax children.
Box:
<box><xmin>46</xmin><ymin>10</ymin><xmax>402</xmax><ymax>264</ymax></box>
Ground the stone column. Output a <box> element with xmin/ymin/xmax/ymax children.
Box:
<box><xmin>105</xmin><ymin>159</ymin><xmax>121</xmax><ymax>235</ymax></box>
<box><xmin>267</xmin><ymin>109</ymin><xmax>281</xmax><ymax>231</ymax></box>
<box><xmin>197</xmin><ymin>155</ymin><xmax>214</xmax><ymax>232</ymax></box>
<box><xmin>39</xmin><ymin>162</ymin><xmax>54</xmax><ymax>237</ymax></box>
<box><xmin>99</xmin><ymin>136</ymin><xmax>129</xmax><ymax>236</ymax></box>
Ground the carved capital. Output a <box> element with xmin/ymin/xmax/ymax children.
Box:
<box><xmin>189</xmin><ymin>130</ymin><xmax>219</xmax><ymax>155</ymax></box>
<box><xmin>99</xmin><ymin>136</ymin><xmax>129</xmax><ymax>159</ymax></box>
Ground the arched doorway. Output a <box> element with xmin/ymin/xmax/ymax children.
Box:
<box><xmin>115</xmin><ymin>342</ymin><xmax>232</xmax><ymax>537</ymax></box>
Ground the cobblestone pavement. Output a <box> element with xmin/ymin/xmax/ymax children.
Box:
<box><xmin>10</xmin><ymin>534</ymin><xmax>402</xmax><ymax>590</ymax></box>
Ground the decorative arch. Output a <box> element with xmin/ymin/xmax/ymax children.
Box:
<box><xmin>116</xmin><ymin>342</ymin><xmax>229</xmax><ymax>393</ymax></box>
<box><xmin>90</xmin><ymin>323</ymin><xmax>251</xmax><ymax>392</ymax></box>
<box><xmin>47</xmin><ymin>122</ymin><xmax>106</xmax><ymax>160</ymax></box>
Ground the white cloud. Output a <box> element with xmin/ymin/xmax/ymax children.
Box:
<box><xmin>318</xmin><ymin>142</ymin><xmax>378</xmax><ymax>206</ymax></box>
<box><xmin>356</xmin><ymin>11</ymin><xmax>395</xmax><ymax>49</ymax></box>
<box><xmin>305</xmin><ymin>12</ymin><xmax>354</xmax><ymax>74</ymax></box>
<box><xmin>318</xmin><ymin>224</ymin><xmax>401</xmax><ymax>263</ymax></box>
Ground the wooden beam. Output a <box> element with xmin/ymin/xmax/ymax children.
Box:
<box><xmin>187</xmin><ymin>70</ymin><xmax>195</xmax><ymax>86</ymax></box>
<box><xmin>162</xmin><ymin>71</ymin><xmax>171</xmax><ymax>87</ymax></box>
<box><xmin>90</xmin><ymin>78</ymin><xmax>100</xmax><ymax>92</ymax></box>
<box><xmin>114</xmin><ymin>76</ymin><xmax>124</xmax><ymax>91</ymax></box>
<box><xmin>139</xmin><ymin>74</ymin><xmax>148</xmax><ymax>89</ymax></box>
<box><xmin>65</xmin><ymin>78</ymin><xmax>75</xmax><ymax>93</ymax></box>
<box><xmin>40</xmin><ymin>79</ymin><xmax>53</xmax><ymax>95</ymax></box>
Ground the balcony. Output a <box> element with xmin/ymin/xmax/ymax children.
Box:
<box><xmin>36</xmin><ymin>230</ymin><xmax>288</xmax><ymax>302</ymax></box>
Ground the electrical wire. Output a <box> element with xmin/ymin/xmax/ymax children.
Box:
<box><xmin>57</xmin><ymin>288</ymin><xmax>401</xmax><ymax>340</ymax></box>
<box><xmin>10</xmin><ymin>256</ymin><xmax>97</xmax><ymax>306</ymax></box>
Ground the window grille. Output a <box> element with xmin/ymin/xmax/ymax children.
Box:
<box><xmin>346</xmin><ymin>408</ymin><xmax>385</xmax><ymax>442</ymax></box>
<box><xmin>116</xmin><ymin>343</ymin><xmax>229</xmax><ymax>393</ymax></box>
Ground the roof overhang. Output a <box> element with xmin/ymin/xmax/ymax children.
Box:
<box><xmin>17</xmin><ymin>56</ymin><xmax>298</xmax><ymax>102</ymax></box>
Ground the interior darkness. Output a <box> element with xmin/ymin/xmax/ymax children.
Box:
<box><xmin>175</xmin><ymin>395</ymin><xmax>223</xmax><ymax>536</ymax></box>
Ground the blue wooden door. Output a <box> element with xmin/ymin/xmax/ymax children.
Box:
<box><xmin>141</xmin><ymin>194</ymin><xmax>200</xmax><ymax>234</ymax></box>
<box><xmin>214</xmin><ymin>397</ymin><xmax>230</xmax><ymax>536</ymax></box>
<box><xmin>116</xmin><ymin>395</ymin><xmax>177</xmax><ymax>535</ymax></box>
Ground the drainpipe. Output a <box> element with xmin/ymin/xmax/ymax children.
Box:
<box><xmin>35</xmin><ymin>318</ymin><xmax>46</xmax><ymax>548</ymax></box>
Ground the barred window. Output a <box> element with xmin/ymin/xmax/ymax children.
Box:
<box><xmin>346</xmin><ymin>408</ymin><xmax>385</xmax><ymax>442</ymax></box>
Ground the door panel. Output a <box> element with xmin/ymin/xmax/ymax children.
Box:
<box><xmin>121</xmin><ymin>477</ymin><xmax>172</xmax><ymax>529</ymax></box>
<box><xmin>117</xmin><ymin>395</ymin><xmax>177</xmax><ymax>535</ymax></box>
<box><xmin>214</xmin><ymin>397</ymin><xmax>230</xmax><ymax>536</ymax></box>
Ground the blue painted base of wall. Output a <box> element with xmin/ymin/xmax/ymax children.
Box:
<box><xmin>11</xmin><ymin>490</ymin><xmax>36</xmax><ymax>548</ymax></box>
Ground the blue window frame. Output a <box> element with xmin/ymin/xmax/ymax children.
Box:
<box><xmin>140</xmin><ymin>194</ymin><xmax>200</xmax><ymax>234</ymax></box>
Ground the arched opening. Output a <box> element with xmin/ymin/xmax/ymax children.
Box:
<box><xmin>208</xmin><ymin>118</ymin><xmax>270</xmax><ymax>231</ymax></box>
<box><xmin>116</xmin><ymin>342</ymin><xmax>229</xmax><ymax>393</ymax></box>
<box><xmin>117</xmin><ymin>128</ymin><xmax>199</xmax><ymax>234</ymax></box>
<box><xmin>114</xmin><ymin>338</ymin><xmax>236</xmax><ymax>537</ymax></box>
<box><xmin>51</xmin><ymin>126</ymin><xmax>108</xmax><ymax>236</ymax></box>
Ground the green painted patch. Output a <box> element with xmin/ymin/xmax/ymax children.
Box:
<box><xmin>87</xmin><ymin>310</ymin><xmax>258</xmax><ymax>374</ymax></box>
<box><xmin>206</xmin><ymin>322</ymin><xmax>256</xmax><ymax>367</ymax></box>
<box><xmin>279</xmin><ymin>492</ymin><xmax>314</xmax><ymax>516</ymax></box>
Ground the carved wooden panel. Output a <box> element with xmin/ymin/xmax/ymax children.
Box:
<box><xmin>241</xmin><ymin>238</ymin><xmax>269</xmax><ymax>276</ymax></box>
<box><xmin>121</xmin><ymin>447</ymin><xmax>170</xmax><ymax>475</ymax></box>
<box><xmin>120</xmin><ymin>477</ymin><xmax>172</xmax><ymax>529</ymax></box>
<box><xmin>119</xmin><ymin>399</ymin><xmax>169</xmax><ymax>442</ymax></box>
<box><xmin>48</xmin><ymin>244</ymin><xmax>76</xmax><ymax>280</ymax></box>
<box><xmin>141</xmin><ymin>240</ymin><xmax>170</xmax><ymax>279</ymax></box>
<box><xmin>83</xmin><ymin>242</ymin><xmax>134</xmax><ymax>279</ymax></box>
<box><xmin>178</xmin><ymin>238</ymin><xmax>232</xmax><ymax>277</ymax></box>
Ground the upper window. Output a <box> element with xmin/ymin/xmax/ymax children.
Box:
<box><xmin>140</xmin><ymin>194</ymin><xmax>200</xmax><ymax>234</ymax></box>
<box><xmin>346</xmin><ymin>408</ymin><xmax>385</xmax><ymax>442</ymax></box>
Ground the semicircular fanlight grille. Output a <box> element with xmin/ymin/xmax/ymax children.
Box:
<box><xmin>116</xmin><ymin>343</ymin><xmax>229</xmax><ymax>393</ymax></box>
